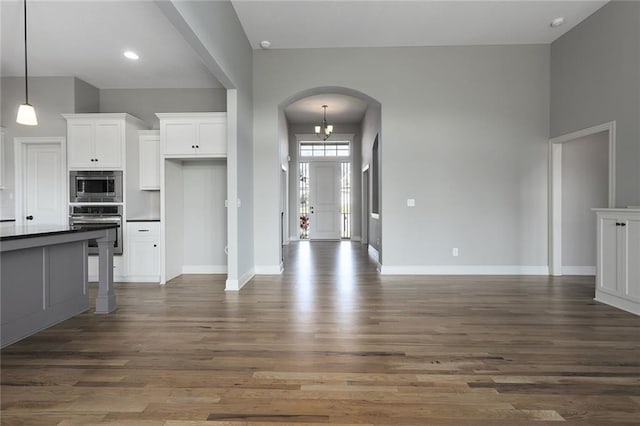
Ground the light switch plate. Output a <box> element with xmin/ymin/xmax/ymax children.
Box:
<box><xmin>407</xmin><ymin>198</ymin><xmax>415</xmax><ymax>207</ymax></box>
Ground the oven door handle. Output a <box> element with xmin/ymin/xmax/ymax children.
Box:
<box><xmin>70</xmin><ymin>217</ymin><xmax>122</xmax><ymax>223</ymax></box>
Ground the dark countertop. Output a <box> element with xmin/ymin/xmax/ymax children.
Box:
<box><xmin>0</xmin><ymin>224</ymin><xmax>118</xmax><ymax>241</ymax></box>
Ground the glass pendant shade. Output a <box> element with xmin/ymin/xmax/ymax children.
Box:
<box><xmin>17</xmin><ymin>103</ymin><xmax>38</xmax><ymax>126</ymax></box>
<box><xmin>17</xmin><ymin>0</ymin><xmax>38</xmax><ymax>126</ymax></box>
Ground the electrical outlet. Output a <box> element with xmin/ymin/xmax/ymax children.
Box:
<box><xmin>452</xmin><ymin>248</ymin><xmax>459</xmax><ymax>257</ymax></box>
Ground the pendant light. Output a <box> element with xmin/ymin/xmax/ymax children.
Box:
<box><xmin>314</xmin><ymin>105</ymin><xmax>333</xmax><ymax>141</ymax></box>
<box><xmin>16</xmin><ymin>0</ymin><xmax>37</xmax><ymax>126</ymax></box>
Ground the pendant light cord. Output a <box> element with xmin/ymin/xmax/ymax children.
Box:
<box><xmin>23</xmin><ymin>0</ymin><xmax>29</xmax><ymax>104</ymax></box>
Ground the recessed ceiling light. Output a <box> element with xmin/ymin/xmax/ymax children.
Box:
<box><xmin>550</xmin><ymin>17</ymin><xmax>565</xmax><ymax>28</ymax></box>
<box><xmin>259</xmin><ymin>40</ymin><xmax>272</xmax><ymax>49</ymax></box>
<box><xmin>123</xmin><ymin>50</ymin><xmax>139</xmax><ymax>60</ymax></box>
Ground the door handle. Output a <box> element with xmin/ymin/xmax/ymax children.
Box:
<box><xmin>25</xmin><ymin>215</ymin><xmax>34</xmax><ymax>220</ymax></box>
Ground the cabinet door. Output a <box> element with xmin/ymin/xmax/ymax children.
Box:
<box><xmin>68</xmin><ymin>122</ymin><xmax>94</xmax><ymax>168</ymax></box>
<box><xmin>623</xmin><ymin>218</ymin><xmax>640</xmax><ymax>300</ymax></box>
<box><xmin>129</xmin><ymin>239</ymin><xmax>159</xmax><ymax>277</ymax></box>
<box><xmin>197</xmin><ymin>120</ymin><xmax>226</xmax><ymax>155</ymax></box>
<box><xmin>163</xmin><ymin>122</ymin><xmax>196</xmax><ymax>155</ymax></box>
<box><xmin>600</xmin><ymin>218</ymin><xmax>620</xmax><ymax>295</ymax></box>
<box><xmin>139</xmin><ymin>136</ymin><xmax>160</xmax><ymax>190</ymax></box>
<box><xmin>94</xmin><ymin>121</ymin><xmax>122</xmax><ymax>168</ymax></box>
<box><xmin>127</xmin><ymin>223</ymin><xmax>160</xmax><ymax>280</ymax></box>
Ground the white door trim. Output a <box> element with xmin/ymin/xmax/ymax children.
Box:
<box><xmin>14</xmin><ymin>136</ymin><xmax>67</xmax><ymax>226</ymax></box>
<box><xmin>548</xmin><ymin>121</ymin><xmax>616</xmax><ymax>276</ymax></box>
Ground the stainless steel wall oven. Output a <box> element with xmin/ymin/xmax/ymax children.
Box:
<box><xmin>69</xmin><ymin>205</ymin><xmax>123</xmax><ymax>255</ymax></box>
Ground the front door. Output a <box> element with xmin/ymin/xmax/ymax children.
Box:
<box><xmin>309</xmin><ymin>162</ymin><xmax>340</xmax><ymax>240</ymax></box>
<box><xmin>22</xmin><ymin>142</ymin><xmax>66</xmax><ymax>225</ymax></box>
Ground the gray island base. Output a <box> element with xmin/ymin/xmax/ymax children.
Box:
<box><xmin>0</xmin><ymin>225</ymin><xmax>117</xmax><ymax>348</ymax></box>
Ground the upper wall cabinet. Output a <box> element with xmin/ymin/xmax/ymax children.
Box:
<box><xmin>138</xmin><ymin>130</ymin><xmax>160</xmax><ymax>190</ymax></box>
<box><xmin>63</xmin><ymin>113</ymin><xmax>146</xmax><ymax>170</ymax></box>
<box><xmin>156</xmin><ymin>113</ymin><xmax>226</xmax><ymax>157</ymax></box>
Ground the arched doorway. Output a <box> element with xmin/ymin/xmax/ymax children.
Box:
<box><xmin>278</xmin><ymin>87</ymin><xmax>382</xmax><ymax>269</ymax></box>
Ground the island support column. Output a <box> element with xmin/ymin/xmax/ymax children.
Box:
<box><xmin>95</xmin><ymin>228</ymin><xmax>117</xmax><ymax>314</ymax></box>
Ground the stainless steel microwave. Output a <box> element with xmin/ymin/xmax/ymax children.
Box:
<box><xmin>70</xmin><ymin>171</ymin><xmax>123</xmax><ymax>203</ymax></box>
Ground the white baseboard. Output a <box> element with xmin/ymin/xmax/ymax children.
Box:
<box><xmin>562</xmin><ymin>266</ymin><xmax>596</xmax><ymax>276</ymax></box>
<box><xmin>351</xmin><ymin>236</ymin><xmax>361</xmax><ymax>242</ymax></box>
<box><xmin>182</xmin><ymin>265</ymin><xmax>227</xmax><ymax>274</ymax></box>
<box><xmin>379</xmin><ymin>265</ymin><xmax>550</xmax><ymax>275</ymax></box>
<box><xmin>595</xmin><ymin>291</ymin><xmax>640</xmax><ymax>315</ymax></box>
<box><xmin>255</xmin><ymin>264</ymin><xmax>284</xmax><ymax>275</ymax></box>
<box><xmin>122</xmin><ymin>276</ymin><xmax>160</xmax><ymax>283</ymax></box>
<box><xmin>226</xmin><ymin>267</ymin><xmax>255</xmax><ymax>291</ymax></box>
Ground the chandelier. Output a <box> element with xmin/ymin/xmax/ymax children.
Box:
<box><xmin>314</xmin><ymin>105</ymin><xmax>333</xmax><ymax>141</ymax></box>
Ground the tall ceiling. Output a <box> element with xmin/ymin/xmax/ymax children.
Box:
<box><xmin>232</xmin><ymin>0</ymin><xmax>608</xmax><ymax>50</ymax></box>
<box><xmin>1</xmin><ymin>0</ymin><xmax>609</xmax><ymax>123</ymax></box>
<box><xmin>0</xmin><ymin>0</ymin><xmax>221</xmax><ymax>89</ymax></box>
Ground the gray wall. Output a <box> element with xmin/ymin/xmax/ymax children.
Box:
<box><xmin>0</xmin><ymin>77</ymin><xmax>77</xmax><ymax>219</ymax></box>
<box><xmin>561</xmin><ymin>131</ymin><xmax>609</xmax><ymax>269</ymax></box>
<box><xmin>254</xmin><ymin>45</ymin><xmax>550</xmax><ymax>270</ymax></box>
<box><xmin>74</xmin><ymin>78</ymin><xmax>99</xmax><ymax>113</ymax></box>
<box><xmin>182</xmin><ymin>159</ymin><xmax>227</xmax><ymax>268</ymax></box>
<box><xmin>360</xmin><ymin>104</ymin><xmax>382</xmax><ymax>254</ymax></box>
<box><xmin>162</xmin><ymin>0</ymin><xmax>254</xmax><ymax>282</ymax></box>
<box><xmin>551</xmin><ymin>1</ymin><xmax>640</xmax><ymax>207</ymax></box>
<box><xmin>99</xmin><ymin>88</ymin><xmax>226</xmax><ymax>129</ymax></box>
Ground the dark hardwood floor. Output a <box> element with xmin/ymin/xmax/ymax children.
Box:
<box><xmin>2</xmin><ymin>241</ymin><xmax>639</xmax><ymax>425</ymax></box>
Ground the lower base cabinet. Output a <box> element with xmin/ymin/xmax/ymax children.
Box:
<box><xmin>126</xmin><ymin>222</ymin><xmax>160</xmax><ymax>282</ymax></box>
<box><xmin>593</xmin><ymin>208</ymin><xmax>640</xmax><ymax>315</ymax></box>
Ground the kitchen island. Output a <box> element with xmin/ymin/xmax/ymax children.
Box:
<box><xmin>0</xmin><ymin>224</ymin><xmax>117</xmax><ymax>348</ymax></box>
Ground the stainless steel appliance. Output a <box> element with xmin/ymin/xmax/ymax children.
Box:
<box><xmin>70</xmin><ymin>171</ymin><xmax>123</xmax><ymax>203</ymax></box>
<box><xmin>69</xmin><ymin>205</ymin><xmax>123</xmax><ymax>255</ymax></box>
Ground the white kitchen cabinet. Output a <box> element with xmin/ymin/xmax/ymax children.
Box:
<box><xmin>63</xmin><ymin>114</ymin><xmax>146</xmax><ymax>169</ymax></box>
<box><xmin>156</xmin><ymin>113</ymin><xmax>226</xmax><ymax>157</ymax></box>
<box><xmin>126</xmin><ymin>221</ymin><xmax>160</xmax><ymax>282</ymax></box>
<box><xmin>138</xmin><ymin>130</ymin><xmax>160</xmax><ymax>190</ymax></box>
<box><xmin>593</xmin><ymin>208</ymin><xmax>640</xmax><ymax>315</ymax></box>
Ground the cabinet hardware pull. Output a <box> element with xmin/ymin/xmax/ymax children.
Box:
<box><xmin>26</xmin><ymin>215</ymin><xmax>34</xmax><ymax>220</ymax></box>
<box><xmin>621</xmin><ymin>223</ymin><xmax>626</xmax><ymax>227</ymax></box>
<box><xmin>191</xmin><ymin>145</ymin><xmax>195</xmax><ymax>148</ymax></box>
<box><xmin>153</xmin><ymin>244</ymin><xmax>157</xmax><ymax>247</ymax></box>
<box><xmin>196</xmin><ymin>145</ymin><xmax>199</xmax><ymax>148</ymax></box>
<box><xmin>138</xmin><ymin>229</ymin><xmax>149</xmax><ymax>232</ymax></box>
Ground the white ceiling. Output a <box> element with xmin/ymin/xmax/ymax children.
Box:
<box><xmin>0</xmin><ymin>1</ymin><xmax>221</xmax><ymax>89</ymax></box>
<box><xmin>285</xmin><ymin>94</ymin><xmax>368</xmax><ymax>125</ymax></box>
<box><xmin>0</xmin><ymin>0</ymin><xmax>609</xmax><ymax>119</ymax></box>
<box><xmin>232</xmin><ymin>0</ymin><xmax>608</xmax><ymax>50</ymax></box>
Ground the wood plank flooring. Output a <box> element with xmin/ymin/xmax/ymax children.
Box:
<box><xmin>2</xmin><ymin>241</ymin><xmax>639</xmax><ymax>425</ymax></box>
